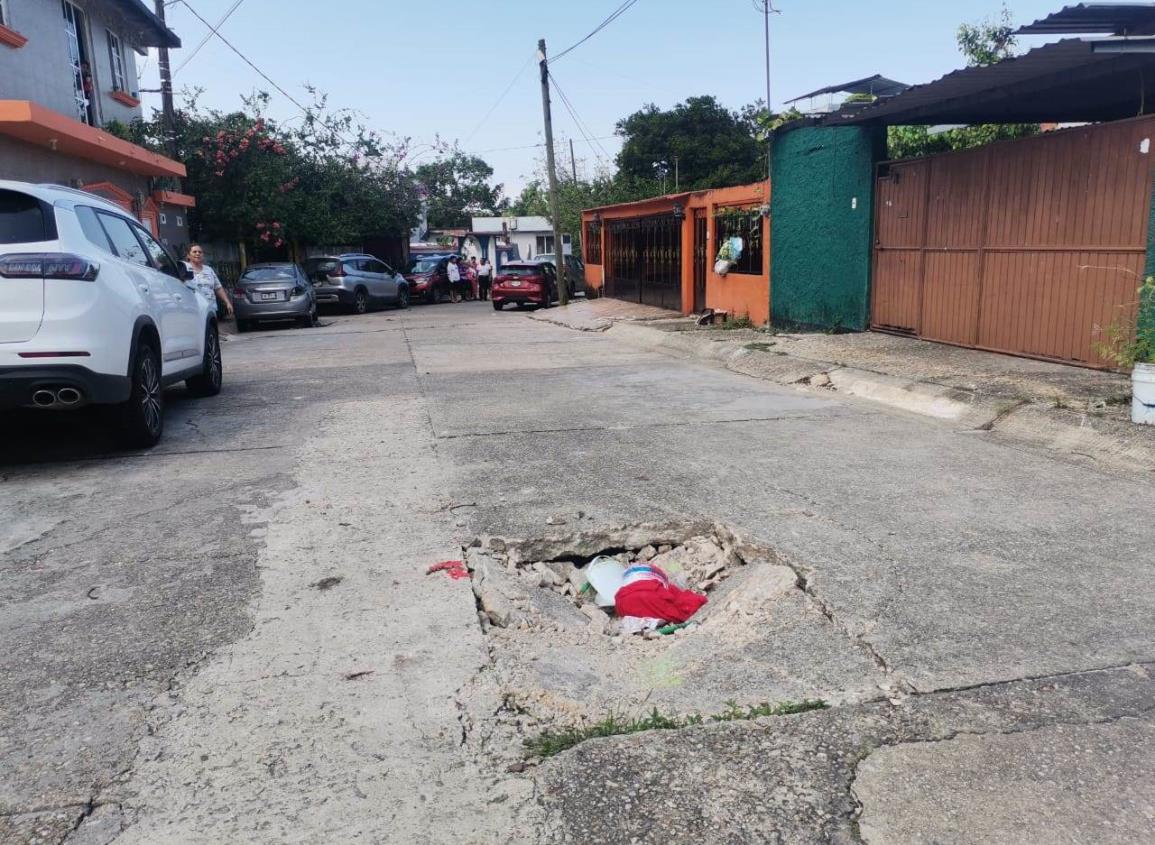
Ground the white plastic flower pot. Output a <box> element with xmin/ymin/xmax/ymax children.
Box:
<box><xmin>1133</xmin><ymin>362</ymin><xmax>1155</xmax><ymax>425</ymax></box>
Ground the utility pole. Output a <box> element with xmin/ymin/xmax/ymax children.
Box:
<box><xmin>673</xmin><ymin>154</ymin><xmax>679</xmax><ymax>192</ymax></box>
<box><xmin>569</xmin><ymin>138</ymin><xmax>578</xmax><ymax>181</ymax></box>
<box><xmin>154</xmin><ymin>0</ymin><xmax>177</xmax><ymax>159</ymax></box>
<box><xmin>763</xmin><ymin>1</ymin><xmax>773</xmax><ymax>187</ymax></box>
<box><xmin>538</xmin><ymin>39</ymin><xmax>568</xmax><ymax>306</ymax></box>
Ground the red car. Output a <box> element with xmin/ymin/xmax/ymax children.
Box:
<box><xmin>404</xmin><ymin>255</ymin><xmax>452</xmax><ymax>304</ymax></box>
<box><xmin>492</xmin><ymin>261</ymin><xmax>557</xmax><ymax>311</ymax></box>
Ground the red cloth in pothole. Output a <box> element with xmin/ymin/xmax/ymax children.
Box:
<box><xmin>615</xmin><ymin>579</ymin><xmax>707</xmax><ymax>624</ymax></box>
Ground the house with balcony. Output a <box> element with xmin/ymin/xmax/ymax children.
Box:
<box><xmin>0</xmin><ymin>0</ymin><xmax>193</xmax><ymax>246</ymax></box>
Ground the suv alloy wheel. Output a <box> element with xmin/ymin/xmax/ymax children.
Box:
<box><xmin>117</xmin><ymin>339</ymin><xmax>164</xmax><ymax>448</ymax></box>
<box><xmin>186</xmin><ymin>322</ymin><xmax>223</xmax><ymax>397</ymax></box>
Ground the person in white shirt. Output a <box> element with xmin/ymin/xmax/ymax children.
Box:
<box><xmin>446</xmin><ymin>256</ymin><xmax>463</xmax><ymax>303</ymax></box>
<box><xmin>185</xmin><ymin>244</ymin><xmax>234</xmax><ymax>319</ymax></box>
<box><xmin>477</xmin><ymin>257</ymin><xmax>493</xmax><ymax>301</ymax></box>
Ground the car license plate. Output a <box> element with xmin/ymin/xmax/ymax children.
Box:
<box><xmin>260</xmin><ymin>292</ymin><xmax>278</xmax><ymax>301</ymax></box>
<box><xmin>510</xmin><ymin>280</ymin><xmax>522</xmax><ymax>287</ymax></box>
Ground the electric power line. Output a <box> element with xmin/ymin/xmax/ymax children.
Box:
<box><xmin>462</xmin><ymin>52</ymin><xmax>537</xmax><ymax>146</ymax></box>
<box><xmin>473</xmin><ymin>135</ymin><xmax>616</xmax><ymax>155</ymax></box>
<box><xmin>553</xmin><ymin>0</ymin><xmax>641</xmax><ymax>62</ymax></box>
<box><xmin>174</xmin><ymin>0</ymin><xmax>312</xmax><ymax>116</ymax></box>
<box><xmin>549</xmin><ymin>71</ymin><xmax>613</xmax><ymax>163</ymax></box>
<box><xmin>173</xmin><ymin>0</ymin><xmax>246</xmax><ymax>75</ymax></box>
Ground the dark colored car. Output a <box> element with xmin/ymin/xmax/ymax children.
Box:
<box><xmin>534</xmin><ymin>253</ymin><xmax>586</xmax><ymax>297</ymax></box>
<box><xmin>231</xmin><ymin>263</ymin><xmax>317</xmax><ymax>331</ymax></box>
<box><xmin>404</xmin><ymin>255</ymin><xmax>452</xmax><ymax>304</ymax></box>
<box><xmin>491</xmin><ymin>261</ymin><xmax>557</xmax><ymax>310</ymax></box>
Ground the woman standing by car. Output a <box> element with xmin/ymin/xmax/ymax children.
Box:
<box><xmin>463</xmin><ymin>257</ymin><xmax>478</xmax><ymax>300</ymax></box>
<box><xmin>185</xmin><ymin>244</ymin><xmax>234</xmax><ymax>320</ymax></box>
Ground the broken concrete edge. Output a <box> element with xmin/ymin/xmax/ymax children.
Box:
<box><xmin>470</xmin><ymin>520</ymin><xmax>773</xmax><ymax>569</ymax></box>
<box><xmin>532</xmin><ymin>662</ymin><xmax>1155</xmax><ymax>844</ymax></box>
<box><xmin>603</xmin><ymin>321</ymin><xmax>1155</xmax><ymax>474</ymax></box>
<box><xmin>522</xmin><ymin>697</ymin><xmax>832</xmax><ymax>760</ymax></box>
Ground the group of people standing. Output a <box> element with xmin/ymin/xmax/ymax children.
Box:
<box><xmin>446</xmin><ymin>256</ymin><xmax>493</xmax><ymax>302</ymax></box>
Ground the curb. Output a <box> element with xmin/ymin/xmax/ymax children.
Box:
<box><xmin>600</xmin><ymin>321</ymin><xmax>1155</xmax><ymax>474</ymax></box>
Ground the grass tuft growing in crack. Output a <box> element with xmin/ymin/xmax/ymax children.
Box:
<box><xmin>523</xmin><ymin>699</ymin><xmax>828</xmax><ymax>758</ymax></box>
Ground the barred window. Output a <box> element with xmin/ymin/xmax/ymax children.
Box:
<box><xmin>107</xmin><ymin>30</ymin><xmax>127</xmax><ymax>92</ymax></box>
<box><xmin>713</xmin><ymin>206</ymin><xmax>764</xmax><ymax>276</ymax></box>
<box><xmin>585</xmin><ymin>220</ymin><xmax>602</xmax><ymax>264</ymax></box>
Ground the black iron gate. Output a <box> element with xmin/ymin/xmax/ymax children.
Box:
<box><xmin>606</xmin><ymin>214</ymin><xmax>682</xmax><ymax>310</ymax></box>
<box><xmin>693</xmin><ymin>209</ymin><xmax>707</xmax><ymax>312</ymax></box>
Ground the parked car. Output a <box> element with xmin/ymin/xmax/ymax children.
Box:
<box><xmin>303</xmin><ymin>253</ymin><xmax>409</xmax><ymax>313</ymax></box>
<box><xmin>491</xmin><ymin>261</ymin><xmax>557</xmax><ymax>310</ymax></box>
<box><xmin>232</xmin><ymin>263</ymin><xmax>317</xmax><ymax>331</ymax></box>
<box><xmin>534</xmin><ymin>253</ymin><xmax>586</xmax><ymax>296</ymax></box>
<box><xmin>404</xmin><ymin>254</ymin><xmax>452</xmax><ymax>304</ymax></box>
<box><xmin>0</xmin><ymin>181</ymin><xmax>222</xmax><ymax>447</ymax></box>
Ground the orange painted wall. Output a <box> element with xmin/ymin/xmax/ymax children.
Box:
<box><xmin>582</xmin><ymin>180</ymin><xmax>770</xmax><ymax>325</ymax></box>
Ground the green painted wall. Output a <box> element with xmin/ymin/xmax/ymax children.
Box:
<box><xmin>770</xmin><ymin>125</ymin><xmax>885</xmax><ymax>331</ymax></box>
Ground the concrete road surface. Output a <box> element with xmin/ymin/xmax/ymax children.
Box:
<box><xmin>1</xmin><ymin>302</ymin><xmax>1151</xmax><ymax>844</ymax></box>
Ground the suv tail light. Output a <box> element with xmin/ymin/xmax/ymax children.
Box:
<box><xmin>329</xmin><ymin>263</ymin><xmax>347</xmax><ymax>277</ymax></box>
<box><xmin>0</xmin><ymin>253</ymin><xmax>99</xmax><ymax>281</ymax></box>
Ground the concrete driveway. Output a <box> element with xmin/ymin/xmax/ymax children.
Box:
<box><xmin>1</xmin><ymin>301</ymin><xmax>1150</xmax><ymax>844</ymax></box>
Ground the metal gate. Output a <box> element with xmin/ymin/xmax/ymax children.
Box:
<box><xmin>872</xmin><ymin>116</ymin><xmax>1155</xmax><ymax>367</ymax></box>
<box><xmin>606</xmin><ymin>214</ymin><xmax>682</xmax><ymax>310</ymax></box>
<box><xmin>693</xmin><ymin>209</ymin><xmax>707</xmax><ymax>312</ymax></box>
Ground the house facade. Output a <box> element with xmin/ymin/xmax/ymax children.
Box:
<box><xmin>0</xmin><ymin>0</ymin><xmax>193</xmax><ymax>246</ymax></box>
<box><xmin>468</xmin><ymin>215</ymin><xmax>571</xmax><ymax>268</ymax></box>
<box><xmin>582</xmin><ymin>181</ymin><xmax>771</xmax><ymax>323</ymax></box>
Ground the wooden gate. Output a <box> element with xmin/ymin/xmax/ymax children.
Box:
<box><xmin>872</xmin><ymin>116</ymin><xmax>1155</xmax><ymax>367</ymax></box>
<box><xmin>606</xmin><ymin>214</ymin><xmax>682</xmax><ymax>310</ymax></box>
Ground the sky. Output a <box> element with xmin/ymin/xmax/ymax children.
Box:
<box><xmin>140</xmin><ymin>0</ymin><xmax>1068</xmax><ymax>199</ymax></box>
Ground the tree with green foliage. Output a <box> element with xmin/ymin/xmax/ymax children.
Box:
<box><xmin>615</xmin><ymin>95</ymin><xmax>763</xmax><ymax>192</ymax></box>
<box><xmin>887</xmin><ymin>4</ymin><xmax>1039</xmax><ymax>159</ymax></box>
<box><xmin>414</xmin><ymin>151</ymin><xmax>507</xmax><ymax>228</ymax></box>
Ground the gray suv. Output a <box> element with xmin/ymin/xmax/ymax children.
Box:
<box><xmin>304</xmin><ymin>253</ymin><xmax>409</xmax><ymax>314</ymax></box>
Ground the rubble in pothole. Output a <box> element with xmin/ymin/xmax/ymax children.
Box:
<box><xmin>471</xmin><ymin>531</ymin><xmax>741</xmax><ymax>637</ymax></box>
<box><xmin>457</xmin><ymin>522</ymin><xmax>891</xmax><ymax>761</ymax></box>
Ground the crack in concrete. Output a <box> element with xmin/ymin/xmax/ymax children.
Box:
<box><xmin>844</xmin><ymin>704</ymin><xmax>1155</xmax><ymax>844</ymax></box>
<box><xmin>434</xmin><ymin>412</ymin><xmax>866</xmax><ymax>441</ymax></box>
<box><xmin>973</xmin><ymin>398</ymin><xmax>1029</xmax><ymax>431</ymax></box>
<box><xmin>909</xmin><ymin>660</ymin><xmax>1153</xmax><ymax>697</ymax></box>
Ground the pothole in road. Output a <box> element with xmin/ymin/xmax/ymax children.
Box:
<box><xmin>458</xmin><ymin>521</ymin><xmax>892</xmax><ymax>761</ymax></box>
<box><xmin>475</xmin><ymin>527</ymin><xmax>743</xmax><ymax>637</ymax></box>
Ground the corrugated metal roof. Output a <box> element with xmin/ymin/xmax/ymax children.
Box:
<box><xmin>818</xmin><ymin>39</ymin><xmax>1155</xmax><ymax>126</ymax></box>
<box><xmin>1017</xmin><ymin>3</ymin><xmax>1155</xmax><ymax>36</ymax></box>
<box><xmin>786</xmin><ymin>74</ymin><xmax>909</xmax><ymax>104</ymax></box>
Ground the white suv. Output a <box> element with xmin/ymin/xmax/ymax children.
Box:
<box><xmin>0</xmin><ymin>181</ymin><xmax>222</xmax><ymax>448</ymax></box>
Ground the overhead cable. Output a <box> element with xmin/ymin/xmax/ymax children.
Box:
<box><xmin>553</xmin><ymin>0</ymin><xmax>641</xmax><ymax>62</ymax></box>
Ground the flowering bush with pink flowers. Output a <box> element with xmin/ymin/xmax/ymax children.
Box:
<box><xmin>109</xmin><ymin>89</ymin><xmax>422</xmax><ymax>255</ymax></box>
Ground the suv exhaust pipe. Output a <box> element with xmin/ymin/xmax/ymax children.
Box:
<box><xmin>32</xmin><ymin>390</ymin><xmax>56</xmax><ymax>407</ymax></box>
<box><xmin>57</xmin><ymin>387</ymin><xmax>81</xmax><ymax>406</ymax></box>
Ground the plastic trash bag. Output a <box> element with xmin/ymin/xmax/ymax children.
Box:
<box><xmin>714</xmin><ymin>236</ymin><xmax>744</xmax><ymax>276</ymax></box>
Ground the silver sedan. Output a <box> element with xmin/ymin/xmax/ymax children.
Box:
<box><xmin>231</xmin><ymin>263</ymin><xmax>318</xmax><ymax>331</ymax></box>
